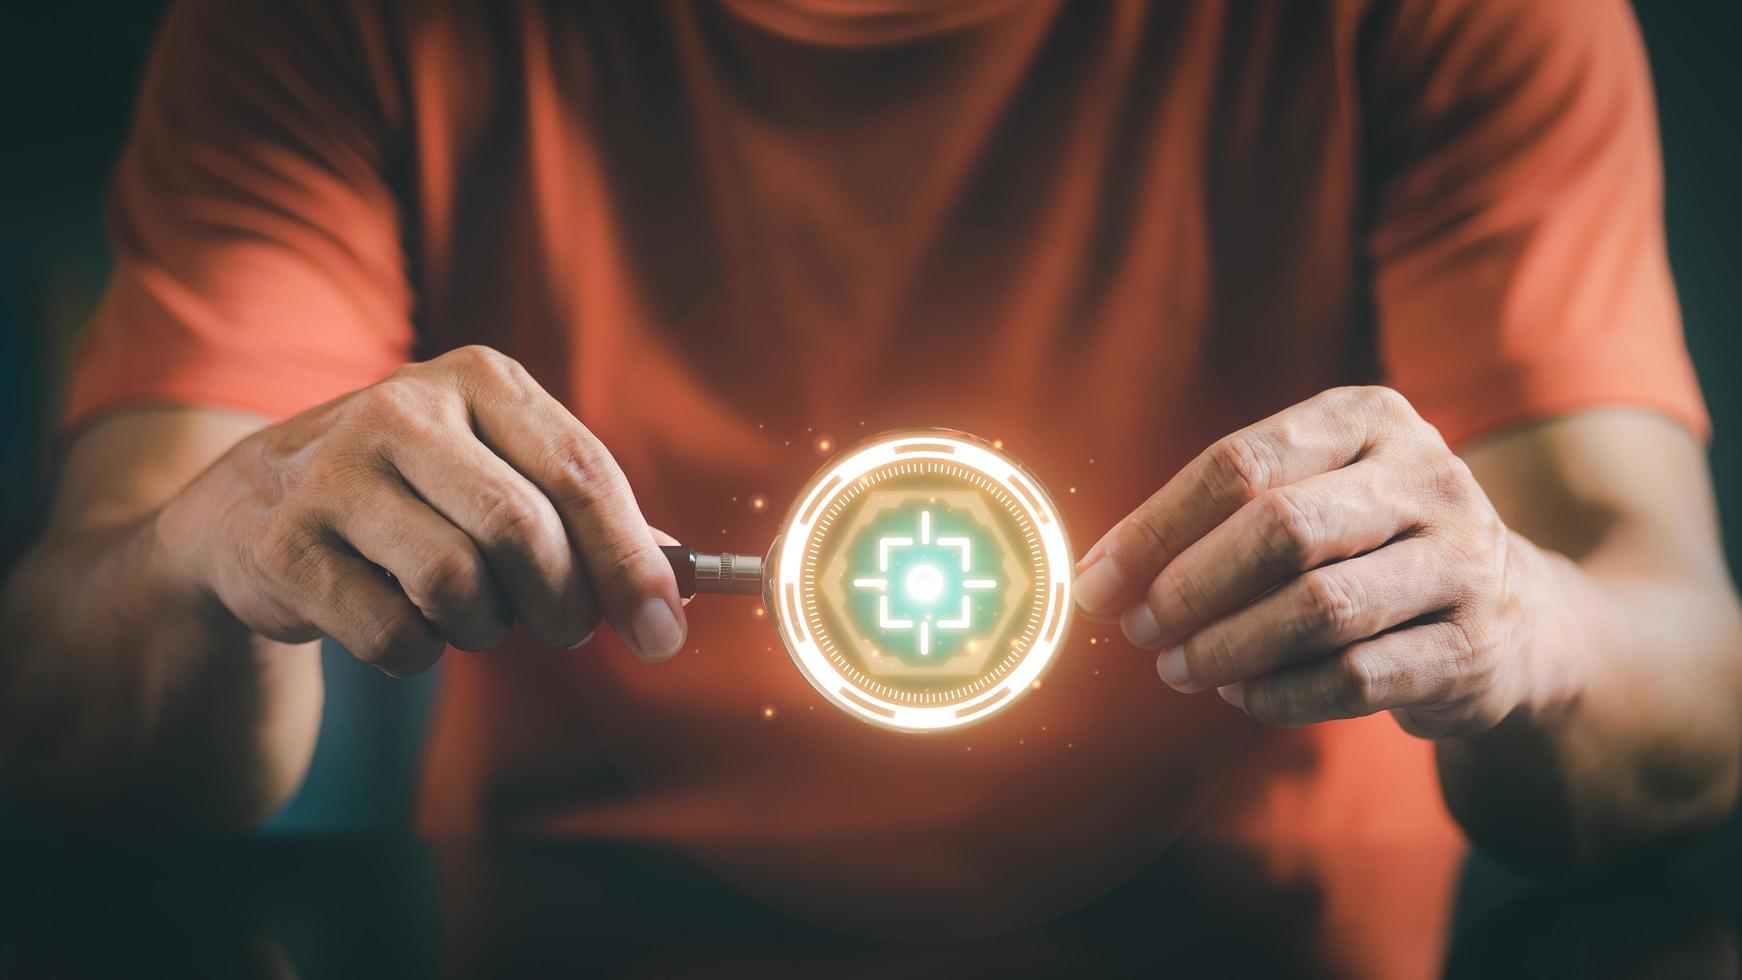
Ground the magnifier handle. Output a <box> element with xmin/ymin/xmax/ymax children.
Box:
<box><xmin>661</xmin><ymin>545</ymin><xmax>765</xmax><ymax>599</ymax></box>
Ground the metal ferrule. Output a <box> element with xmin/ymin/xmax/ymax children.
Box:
<box><xmin>694</xmin><ymin>551</ymin><xmax>764</xmax><ymax>595</ymax></box>
<box><xmin>662</xmin><ymin>545</ymin><xmax>765</xmax><ymax>598</ymax></box>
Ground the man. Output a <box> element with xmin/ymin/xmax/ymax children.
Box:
<box><xmin>2</xmin><ymin>0</ymin><xmax>1739</xmax><ymax>957</ymax></box>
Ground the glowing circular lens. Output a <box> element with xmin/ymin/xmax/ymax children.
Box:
<box><xmin>766</xmin><ymin>429</ymin><xmax>1074</xmax><ymax>733</ymax></box>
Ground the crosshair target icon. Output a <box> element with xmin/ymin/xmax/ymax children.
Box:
<box><xmin>843</xmin><ymin>501</ymin><xmax>1006</xmax><ymax>666</ymax></box>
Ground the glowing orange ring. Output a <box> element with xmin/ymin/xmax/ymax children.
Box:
<box><xmin>767</xmin><ymin>430</ymin><xmax>1074</xmax><ymax>732</ymax></box>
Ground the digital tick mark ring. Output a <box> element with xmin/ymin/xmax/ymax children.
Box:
<box><xmin>767</xmin><ymin>430</ymin><xmax>1074</xmax><ymax>733</ymax></box>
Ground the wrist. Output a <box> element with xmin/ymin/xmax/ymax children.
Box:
<box><xmin>143</xmin><ymin>487</ymin><xmax>229</xmax><ymax>624</ymax></box>
<box><xmin>1496</xmin><ymin>530</ymin><xmax>1597</xmax><ymax>723</ymax></box>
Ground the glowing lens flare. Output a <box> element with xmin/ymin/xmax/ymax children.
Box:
<box><xmin>766</xmin><ymin>430</ymin><xmax>1074</xmax><ymax>733</ymax></box>
<box><xmin>904</xmin><ymin>563</ymin><xmax>944</xmax><ymax>603</ymax></box>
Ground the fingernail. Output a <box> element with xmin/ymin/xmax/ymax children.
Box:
<box><xmin>631</xmin><ymin>598</ymin><xmax>684</xmax><ymax>661</ymax></box>
<box><xmin>1121</xmin><ymin>603</ymin><xmax>1164</xmax><ymax>648</ymax></box>
<box><xmin>1218</xmin><ymin>682</ymin><xmax>1246</xmax><ymax>711</ymax></box>
<box><xmin>565</xmin><ymin>628</ymin><xmax>597</xmax><ymax>650</ymax></box>
<box><xmin>1074</xmin><ymin>555</ymin><xmax>1124</xmax><ymax>614</ymax></box>
<box><xmin>1155</xmin><ymin>647</ymin><xmax>1196</xmax><ymax>691</ymax></box>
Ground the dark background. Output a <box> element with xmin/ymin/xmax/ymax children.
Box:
<box><xmin>0</xmin><ymin>0</ymin><xmax>1738</xmax><ymax>850</ymax></box>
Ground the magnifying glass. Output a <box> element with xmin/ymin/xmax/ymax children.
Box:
<box><xmin>663</xmin><ymin>429</ymin><xmax>1074</xmax><ymax>733</ymax></box>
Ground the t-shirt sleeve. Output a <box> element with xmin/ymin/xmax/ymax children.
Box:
<box><xmin>64</xmin><ymin>0</ymin><xmax>413</xmax><ymax>433</ymax></box>
<box><xmin>1363</xmin><ymin>0</ymin><xmax>1707</xmax><ymax>448</ymax></box>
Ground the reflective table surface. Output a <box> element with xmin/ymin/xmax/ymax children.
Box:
<box><xmin>3</xmin><ymin>825</ymin><xmax>1739</xmax><ymax>979</ymax></box>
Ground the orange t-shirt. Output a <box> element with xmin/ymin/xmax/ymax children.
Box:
<box><xmin>68</xmin><ymin>0</ymin><xmax>1705</xmax><ymax>967</ymax></box>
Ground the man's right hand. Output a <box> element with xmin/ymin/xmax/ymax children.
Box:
<box><xmin>155</xmin><ymin>345</ymin><xmax>687</xmax><ymax>674</ymax></box>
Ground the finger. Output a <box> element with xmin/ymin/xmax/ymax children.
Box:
<box><xmin>1076</xmin><ymin>386</ymin><xmax>1419</xmax><ymax>620</ymax></box>
<box><xmin>1122</xmin><ymin>458</ymin><xmax>1419</xmax><ymax>649</ymax></box>
<box><xmin>327</xmin><ymin>474</ymin><xmax>512</xmax><ymax>653</ymax></box>
<box><xmin>291</xmin><ymin>543</ymin><xmax>447</xmax><ymax>677</ymax></box>
<box><xmin>1156</xmin><ymin>536</ymin><xmax>1458</xmax><ymax>691</ymax></box>
<box><xmin>391</xmin><ymin>429</ymin><xmax>599</xmax><ymax>648</ymax></box>
<box><xmin>457</xmin><ymin>349</ymin><xmax>685</xmax><ymax>662</ymax></box>
<box><xmin>1220</xmin><ymin>620</ymin><xmax>1474</xmax><ymax>728</ymax></box>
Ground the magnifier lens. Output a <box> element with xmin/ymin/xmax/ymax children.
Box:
<box><xmin>766</xmin><ymin>430</ymin><xmax>1073</xmax><ymax>733</ymax></box>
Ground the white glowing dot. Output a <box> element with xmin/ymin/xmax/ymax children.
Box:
<box><xmin>904</xmin><ymin>563</ymin><xmax>945</xmax><ymax>603</ymax></box>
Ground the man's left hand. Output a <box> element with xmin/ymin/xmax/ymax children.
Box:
<box><xmin>1074</xmin><ymin>386</ymin><xmax>1537</xmax><ymax>738</ymax></box>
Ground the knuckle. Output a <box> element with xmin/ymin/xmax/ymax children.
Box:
<box><xmin>1478</xmin><ymin>503</ymin><xmax>1511</xmax><ymax>555</ymax></box>
<box><xmin>345</xmin><ymin>383</ymin><xmax>450</xmax><ymax>446</ymax></box>
<box><xmin>1335</xmin><ymin>653</ymin><xmax>1385</xmax><ymax>715</ymax></box>
<box><xmin>516</xmin><ymin>572</ymin><xmax>601</xmax><ymax>648</ymax></box>
<box><xmin>1243</xmin><ymin>683</ymin><xmax>1292</xmax><ymax>727</ymax></box>
<box><xmin>1439</xmin><ymin>517</ymin><xmax>1508</xmax><ymax>604</ymax></box>
<box><xmin>1208</xmin><ymin>434</ymin><xmax>1275</xmax><ymax>502</ymax></box>
<box><xmin>260</xmin><ymin>519</ymin><xmax>329</xmax><ymax>588</ymax></box>
<box><xmin>1297</xmin><ymin>568</ymin><xmax>1363</xmax><ymax>638</ymax></box>
<box><xmin>448</xmin><ymin>343</ymin><xmax>506</xmax><ymax>371</ymax></box>
<box><xmin>1443</xmin><ymin>615</ymin><xmax>1495</xmax><ymax>677</ymax></box>
<box><xmin>384</xmin><ymin>360</ymin><xmax>428</xmax><ymax>385</ymax></box>
<box><xmin>476</xmin><ymin>486</ymin><xmax>554</xmax><ymax>547</ymax></box>
<box><xmin>1184</xmin><ymin>631</ymin><xmax>1238</xmax><ymax>687</ymax></box>
<box><xmin>536</xmin><ymin>580</ymin><xmax>602</xmax><ymax>648</ymax></box>
<box><xmin>1422</xmin><ymin>452</ymin><xmax>1476</xmax><ymax>505</ymax></box>
<box><xmin>1123</xmin><ymin>501</ymin><xmax>1181</xmax><ymax>567</ymax></box>
<box><xmin>1319</xmin><ymin>385</ymin><xmax>1371</xmax><ymax>418</ymax></box>
<box><xmin>552</xmin><ymin>607</ymin><xmax>603</xmax><ymax>648</ymax></box>
<box><xmin>465</xmin><ymin>618</ymin><xmax>513</xmax><ymax>653</ymax></box>
<box><xmin>355</xmin><ymin>380</ymin><xmax>423</xmax><ymax>423</ymax></box>
<box><xmin>1268</xmin><ymin>415</ymin><xmax>1311</xmax><ymax>456</ymax></box>
<box><xmin>403</xmin><ymin>547</ymin><xmax>485</xmax><ymax>614</ymax></box>
<box><xmin>1358</xmin><ymin>385</ymin><xmax>1413</xmax><ymax>420</ymax></box>
<box><xmin>1151</xmin><ymin>565</ymin><xmax>1210</xmax><ymax>624</ymax></box>
<box><xmin>360</xmin><ymin>613</ymin><xmax>441</xmax><ymax>674</ymax></box>
<box><xmin>1257</xmin><ymin>488</ymin><xmax>1319</xmax><ymax>569</ymax></box>
<box><xmin>541</xmin><ymin>432</ymin><xmax>622</xmax><ymax>512</ymax></box>
<box><xmin>450</xmin><ymin>344</ymin><xmax>531</xmax><ymax>394</ymax></box>
<box><xmin>591</xmin><ymin>541</ymin><xmax>654</xmax><ymax>598</ymax></box>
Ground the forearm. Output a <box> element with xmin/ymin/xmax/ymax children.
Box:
<box><xmin>0</xmin><ymin>511</ymin><xmax>321</xmax><ymax>833</ymax></box>
<box><xmin>1437</xmin><ymin>531</ymin><xmax>1742</xmax><ymax>867</ymax></box>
